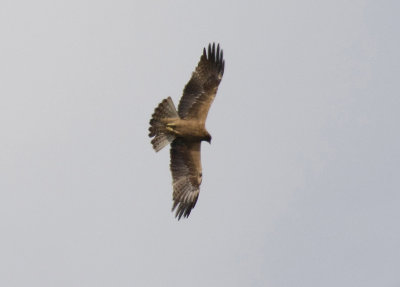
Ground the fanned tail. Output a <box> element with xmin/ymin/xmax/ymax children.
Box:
<box><xmin>148</xmin><ymin>97</ymin><xmax>179</xmax><ymax>152</ymax></box>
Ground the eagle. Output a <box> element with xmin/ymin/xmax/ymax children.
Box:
<box><xmin>148</xmin><ymin>43</ymin><xmax>225</xmax><ymax>220</ymax></box>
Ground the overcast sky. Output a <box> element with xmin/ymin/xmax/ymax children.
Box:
<box><xmin>1</xmin><ymin>0</ymin><xmax>399</xmax><ymax>286</ymax></box>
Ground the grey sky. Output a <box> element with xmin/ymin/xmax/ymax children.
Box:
<box><xmin>1</xmin><ymin>0</ymin><xmax>399</xmax><ymax>286</ymax></box>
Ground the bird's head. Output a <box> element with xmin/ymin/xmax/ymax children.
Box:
<box><xmin>204</xmin><ymin>132</ymin><xmax>212</xmax><ymax>144</ymax></box>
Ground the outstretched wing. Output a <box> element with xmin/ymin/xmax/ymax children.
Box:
<box><xmin>170</xmin><ymin>139</ymin><xmax>203</xmax><ymax>220</ymax></box>
<box><xmin>178</xmin><ymin>43</ymin><xmax>225</xmax><ymax>123</ymax></box>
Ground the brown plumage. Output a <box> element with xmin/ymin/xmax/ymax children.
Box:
<box><xmin>148</xmin><ymin>43</ymin><xmax>225</xmax><ymax>220</ymax></box>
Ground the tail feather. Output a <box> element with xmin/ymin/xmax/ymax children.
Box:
<box><xmin>149</xmin><ymin>97</ymin><xmax>179</xmax><ymax>152</ymax></box>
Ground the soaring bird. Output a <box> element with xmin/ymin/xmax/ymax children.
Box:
<box><xmin>148</xmin><ymin>43</ymin><xmax>225</xmax><ymax>220</ymax></box>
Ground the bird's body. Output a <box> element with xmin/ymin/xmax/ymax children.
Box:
<box><xmin>149</xmin><ymin>43</ymin><xmax>225</xmax><ymax>219</ymax></box>
<box><xmin>165</xmin><ymin>118</ymin><xmax>210</xmax><ymax>141</ymax></box>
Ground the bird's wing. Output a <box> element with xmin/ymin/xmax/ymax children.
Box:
<box><xmin>170</xmin><ymin>139</ymin><xmax>202</xmax><ymax>220</ymax></box>
<box><xmin>178</xmin><ymin>43</ymin><xmax>225</xmax><ymax>123</ymax></box>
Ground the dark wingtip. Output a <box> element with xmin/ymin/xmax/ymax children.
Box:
<box><xmin>205</xmin><ymin>42</ymin><xmax>224</xmax><ymax>76</ymax></box>
<box><xmin>172</xmin><ymin>201</ymin><xmax>195</xmax><ymax>220</ymax></box>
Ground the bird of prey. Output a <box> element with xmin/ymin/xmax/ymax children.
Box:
<box><xmin>148</xmin><ymin>43</ymin><xmax>225</xmax><ymax>220</ymax></box>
